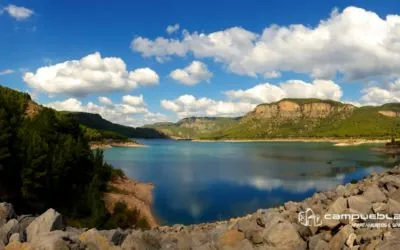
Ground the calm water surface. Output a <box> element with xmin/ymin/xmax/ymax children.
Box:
<box><xmin>103</xmin><ymin>140</ymin><xmax>398</xmax><ymax>225</ymax></box>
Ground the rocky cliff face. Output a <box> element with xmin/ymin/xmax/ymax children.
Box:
<box><xmin>3</xmin><ymin>167</ymin><xmax>400</xmax><ymax>249</ymax></box>
<box><xmin>247</xmin><ymin>100</ymin><xmax>356</xmax><ymax>121</ymax></box>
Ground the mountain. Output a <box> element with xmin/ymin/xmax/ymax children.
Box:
<box><xmin>144</xmin><ymin>117</ymin><xmax>239</xmax><ymax>139</ymax></box>
<box><xmin>66</xmin><ymin>112</ymin><xmax>167</xmax><ymax>139</ymax></box>
<box><xmin>146</xmin><ymin>98</ymin><xmax>400</xmax><ymax>139</ymax></box>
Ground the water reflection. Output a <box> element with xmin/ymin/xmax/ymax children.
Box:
<box><xmin>103</xmin><ymin>140</ymin><xmax>396</xmax><ymax>225</ymax></box>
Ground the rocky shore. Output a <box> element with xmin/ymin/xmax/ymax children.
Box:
<box><xmin>3</xmin><ymin>167</ymin><xmax>400</xmax><ymax>249</ymax></box>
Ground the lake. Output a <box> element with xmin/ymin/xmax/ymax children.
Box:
<box><xmin>103</xmin><ymin>140</ymin><xmax>398</xmax><ymax>225</ymax></box>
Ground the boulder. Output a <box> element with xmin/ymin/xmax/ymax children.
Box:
<box><xmin>345</xmin><ymin>233</ymin><xmax>357</xmax><ymax>248</ymax></box>
<box><xmin>0</xmin><ymin>219</ymin><xmax>20</xmax><ymax>245</ymax></box>
<box><xmin>372</xmin><ymin>202</ymin><xmax>388</xmax><ymax>213</ymax></box>
<box><xmin>9</xmin><ymin>233</ymin><xmax>21</xmax><ymax>243</ymax></box>
<box><xmin>0</xmin><ymin>203</ymin><xmax>16</xmax><ymax>221</ymax></box>
<box><xmin>313</xmin><ymin>240</ymin><xmax>329</xmax><ymax>250</ymax></box>
<box><xmin>328</xmin><ymin>225</ymin><xmax>354</xmax><ymax>250</ymax></box>
<box><xmin>363</xmin><ymin>185</ymin><xmax>386</xmax><ymax>203</ymax></box>
<box><xmin>4</xmin><ymin>241</ymin><xmax>34</xmax><ymax>250</ymax></box>
<box><xmin>375</xmin><ymin>238</ymin><xmax>400</xmax><ymax>250</ymax></box>
<box><xmin>323</xmin><ymin>197</ymin><xmax>347</xmax><ymax>228</ymax></box>
<box><xmin>388</xmin><ymin>199</ymin><xmax>400</xmax><ymax>214</ymax></box>
<box><xmin>99</xmin><ymin>229</ymin><xmax>126</xmax><ymax>246</ymax></box>
<box><xmin>26</xmin><ymin>209</ymin><xmax>63</xmax><ymax>242</ymax></box>
<box><xmin>348</xmin><ymin>195</ymin><xmax>372</xmax><ymax>214</ymax></box>
<box><xmin>217</xmin><ymin>230</ymin><xmax>245</xmax><ymax>249</ymax></box>
<box><xmin>121</xmin><ymin>231</ymin><xmax>160</xmax><ymax>250</ymax></box>
<box><xmin>80</xmin><ymin>229</ymin><xmax>120</xmax><ymax>250</ymax></box>
<box><xmin>29</xmin><ymin>231</ymin><xmax>71</xmax><ymax>250</ymax></box>
<box><xmin>262</xmin><ymin>215</ymin><xmax>306</xmax><ymax>249</ymax></box>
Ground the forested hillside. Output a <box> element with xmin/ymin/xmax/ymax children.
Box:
<box><xmin>0</xmin><ymin>86</ymin><xmax>147</xmax><ymax>229</ymax></box>
<box><xmin>67</xmin><ymin>112</ymin><xmax>167</xmax><ymax>139</ymax></box>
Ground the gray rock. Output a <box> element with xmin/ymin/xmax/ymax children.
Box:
<box><xmin>375</xmin><ymin>237</ymin><xmax>400</xmax><ymax>250</ymax></box>
<box><xmin>388</xmin><ymin>199</ymin><xmax>400</xmax><ymax>214</ymax></box>
<box><xmin>9</xmin><ymin>233</ymin><xmax>21</xmax><ymax>243</ymax></box>
<box><xmin>284</xmin><ymin>201</ymin><xmax>298</xmax><ymax>212</ymax></box>
<box><xmin>328</xmin><ymin>225</ymin><xmax>354</xmax><ymax>250</ymax></box>
<box><xmin>308</xmin><ymin>234</ymin><xmax>323</xmax><ymax>250</ymax></box>
<box><xmin>380</xmin><ymin>175</ymin><xmax>400</xmax><ymax>189</ymax></box>
<box><xmin>323</xmin><ymin>197</ymin><xmax>347</xmax><ymax>228</ymax></box>
<box><xmin>26</xmin><ymin>208</ymin><xmax>63</xmax><ymax>242</ymax></box>
<box><xmin>345</xmin><ymin>233</ymin><xmax>357</xmax><ymax>248</ymax></box>
<box><xmin>348</xmin><ymin>195</ymin><xmax>372</xmax><ymax>214</ymax></box>
<box><xmin>122</xmin><ymin>231</ymin><xmax>160</xmax><ymax>250</ymax></box>
<box><xmin>0</xmin><ymin>219</ymin><xmax>19</xmax><ymax>245</ymax></box>
<box><xmin>0</xmin><ymin>203</ymin><xmax>16</xmax><ymax>221</ymax></box>
<box><xmin>363</xmin><ymin>185</ymin><xmax>386</xmax><ymax>203</ymax></box>
<box><xmin>262</xmin><ymin>213</ymin><xmax>306</xmax><ymax>249</ymax></box>
<box><xmin>314</xmin><ymin>240</ymin><xmax>330</xmax><ymax>250</ymax></box>
<box><xmin>79</xmin><ymin>228</ymin><xmax>120</xmax><ymax>249</ymax></box>
<box><xmin>372</xmin><ymin>202</ymin><xmax>388</xmax><ymax>213</ymax></box>
<box><xmin>30</xmin><ymin>231</ymin><xmax>71</xmax><ymax>250</ymax></box>
<box><xmin>99</xmin><ymin>228</ymin><xmax>126</xmax><ymax>246</ymax></box>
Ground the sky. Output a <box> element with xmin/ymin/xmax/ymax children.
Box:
<box><xmin>1</xmin><ymin>0</ymin><xmax>400</xmax><ymax>127</ymax></box>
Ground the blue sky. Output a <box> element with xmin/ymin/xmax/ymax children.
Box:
<box><xmin>1</xmin><ymin>0</ymin><xmax>400</xmax><ymax>126</ymax></box>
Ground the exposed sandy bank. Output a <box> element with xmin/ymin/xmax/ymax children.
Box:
<box><xmin>90</xmin><ymin>141</ymin><xmax>148</xmax><ymax>150</ymax></box>
<box><xmin>104</xmin><ymin>176</ymin><xmax>157</xmax><ymax>227</ymax></box>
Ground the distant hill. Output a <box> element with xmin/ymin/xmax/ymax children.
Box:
<box><xmin>66</xmin><ymin>112</ymin><xmax>167</xmax><ymax>139</ymax></box>
<box><xmin>146</xmin><ymin>98</ymin><xmax>400</xmax><ymax>140</ymax></box>
<box><xmin>144</xmin><ymin>117</ymin><xmax>239</xmax><ymax>139</ymax></box>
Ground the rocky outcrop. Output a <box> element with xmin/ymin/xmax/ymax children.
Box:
<box><xmin>378</xmin><ymin>110</ymin><xmax>400</xmax><ymax>118</ymax></box>
<box><xmin>249</xmin><ymin>100</ymin><xmax>355</xmax><ymax>120</ymax></box>
<box><xmin>4</xmin><ymin>167</ymin><xmax>400</xmax><ymax>249</ymax></box>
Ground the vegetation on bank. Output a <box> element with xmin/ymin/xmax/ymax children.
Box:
<box><xmin>0</xmin><ymin>86</ymin><xmax>148</xmax><ymax>229</ymax></box>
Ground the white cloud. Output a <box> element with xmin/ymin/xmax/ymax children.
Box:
<box><xmin>98</xmin><ymin>96</ymin><xmax>113</xmax><ymax>106</ymax></box>
<box><xmin>360</xmin><ymin>79</ymin><xmax>400</xmax><ymax>105</ymax></box>
<box><xmin>161</xmin><ymin>94</ymin><xmax>255</xmax><ymax>118</ymax></box>
<box><xmin>47</xmin><ymin>95</ymin><xmax>166</xmax><ymax>127</ymax></box>
<box><xmin>166</xmin><ymin>24</ymin><xmax>180</xmax><ymax>34</ymax></box>
<box><xmin>129</xmin><ymin>68</ymin><xmax>159</xmax><ymax>85</ymax></box>
<box><xmin>170</xmin><ymin>61</ymin><xmax>213</xmax><ymax>85</ymax></box>
<box><xmin>0</xmin><ymin>69</ymin><xmax>14</xmax><ymax>75</ymax></box>
<box><xmin>132</xmin><ymin>7</ymin><xmax>400</xmax><ymax>80</ymax></box>
<box><xmin>225</xmin><ymin>79</ymin><xmax>342</xmax><ymax>104</ymax></box>
<box><xmin>4</xmin><ymin>5</ymin><xmax>34</xmax><ymax>20</ymax></box>
<box><xmin>122</xmin><ymin>94</ymin><xmax>146</xmax><ymax>107</ymax></box>
<box><xmin>264</xmin><ymin>71</ymin><xmax>281</xmax><ymax>79</ymax></box>
<box><xmin>23</xmin><ymin>52</ymin><xmax>159</xmax><ymax>97</ymax></box>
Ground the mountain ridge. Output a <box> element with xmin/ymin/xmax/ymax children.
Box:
<box><xmin>145</xmin><ymin>98</ymin><xmax>400</xmax><ymax>139</ymax></box>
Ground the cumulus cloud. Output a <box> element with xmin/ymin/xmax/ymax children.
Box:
<box><xmin>170</xmin><ymin>61</ymin><xmax>213</xmax><ymax>85</ymax></box>
<box><xmin>23</xmin><ymin>52</ymin><xmax>159</xmax><ymax>96</ymax></box>
<box><xmin>122</xmin><ymin>94</ymin><xmax>146</xmax><ymax>107</ymax></box>
<box><xmin>264</xmin><ymin>71</ymin><xmax>281</xmax><ymax>79</ymax></box>
<box><xmin>3</xmin><ymin>5</ymin><xmax>34</xmax><ymax>20</ymax></box>
<box><xmin>161</xmin><ymin>94</ymin><xmax>256</xmax><ymax>118</ymax></box>
<box><xmin>0</xmin><ymin>69</ymin><xmax>14</xmax><ymax>75</ymax></box>
<box><xmin>98</xmin><ymin>96</ymin><xmax>113</xmax><ymax>106</ymax></box>
<box><xmin>166</xmin><ymin>24</ymin><xmax>180</xmax><ymax>34</ymax></box>
<box><xmin>225</xmin><ymin>79</ymin><xmax>343</xmax><ymax>104</ymax></box>
<box><xmin>47</xmin><ymin>95</ymin><xmax>167</xmax><ymax>127</ymax></box>
<box><xmin>132</xmin><ymin>6</ymin><xmax>400</xmax><ymax>80</ymax></box>
<box><xmin>360</xmin><ymin>79</ymin><xmax>400</xmax><ymax>105</ymax></box>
